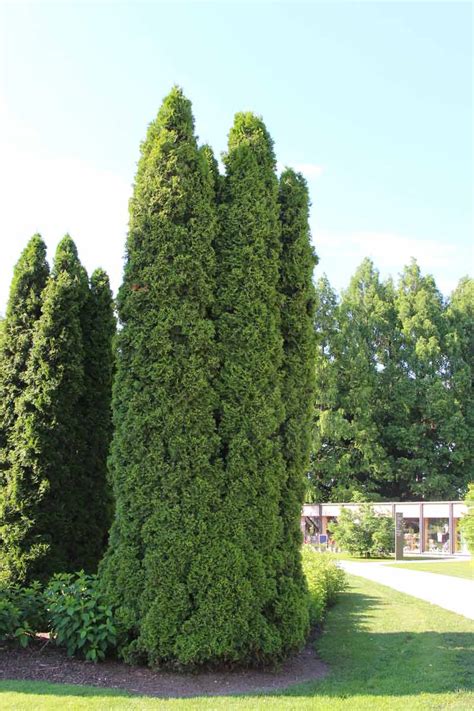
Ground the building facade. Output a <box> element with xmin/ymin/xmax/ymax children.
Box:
<box><xmin>301</xmin><ymin>501</ymin><xmax>468</xmax><ymax>555</ymax></box>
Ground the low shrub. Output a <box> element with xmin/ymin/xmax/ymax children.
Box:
<box><xmin>44</xmin><ymin>571</ymin><xmax>117</xmax><ymax>662</ymax></box>
<box><xmin>0</xmin><ymin>582</ymin><xmax>45</xmax><ymax>647</ymax></box>
<box><xmin>301</xmin><ymin>548</ymin><xmax>347</xmax><ymax>625</ymax></box>
<box><xmin>328</xmin><ymin>503</ymin><xmax>394</xmax><ymax>558</ymax></box>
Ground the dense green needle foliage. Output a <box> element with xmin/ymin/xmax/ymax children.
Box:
<box><xmin>99</xmin><ymin>87</ymin><xmax>224</xmax><ymax>666</ymax></box>
<box><xmin>0</xmin><ymin>235</ymin><xmax>49</xmax><ymax>479</ymax></box>
<box><xmin>1</xmin><ymin>237</ymin><xmax>90</xmax><ymax>584</ymax></box>
<box><xmin>277</xmin><ymin>169</ymin><xmax>317</xmax><ymax>650</ymax></box>
<box><xmin>211</xmin><ymin>112</ymin><xmax>287</xmax><ymax>663</ymax></box>
<box><xmin>73</xmin><ymin>269</ymin><xmax>116</xmax><ymax>572</ymax></box>
<box><xmin>0</xmin><ymin>236</ymin><xmax>50</xmax><ymax>585</ymax></box>
<box><xmin>309</xmin><ymin>260</ymin><xmax>473</xmax><ymax>502</ymax></box>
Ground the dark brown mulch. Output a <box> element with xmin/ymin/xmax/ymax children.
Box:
<box><xmin>0</xmin><ymin>636</ymin><xmax>328</xmax><ymax>698</ymax></box>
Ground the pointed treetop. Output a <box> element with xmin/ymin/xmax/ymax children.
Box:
<box><xmin>279</xmin><ymin>167</ymin><xmax>307</xmax><ymax>190</ymax></box>
<box><xmin>226</xmin><ymin>112</ymin><xmax>276</xmax><ymax>168</ymax></box>
<box><xmin>6</xmin><ymin>234</ymin><xmax>49</xmax><ymax>320</ymax></box>
<box><xmin>144</xmin><ymin>85</ymin><xmax>195</xmax><ymax>147</ymax></box>
<box><xmin>52</xmin><ymin>235</ymin><xmax>82</xmax><ymax>276</ymax></box>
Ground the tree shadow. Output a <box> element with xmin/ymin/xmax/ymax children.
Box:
<box><xmin>0</xmin><ymin>588</ymin><xmax>472</xmax><ymax>702</ymax></box>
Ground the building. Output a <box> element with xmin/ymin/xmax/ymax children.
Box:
<box><xmin>301</xmin><ymin>501</ymin><xmax>469</xmax><ymax>555</ymax></box>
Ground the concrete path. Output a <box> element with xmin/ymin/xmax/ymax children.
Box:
<box><xmin>340</xmin><ymin>560</ymin><xmax>474</xmax><ymax>620</ymax></box>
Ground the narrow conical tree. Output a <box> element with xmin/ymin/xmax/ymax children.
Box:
<box><xmin>212</xmin><ymin>113</ymin><xmax>287</xmax><ymax>662</ymax></box>
<box><xmin>100</xmin><ymin>87</ymin><xmax>222</xmax><ymax>665</ymax></box>
<box><xmin>0</xmin><ymin>236</ymin><xmax>89</xmax><ymax>584</ymax></box>
<box><xmin>0</xmin><ymin>235</ymin><xmax>49</xmax><ymax>476</ymax></box>
<box><xmin>72</xmin><ymin>268</ymin><xmax>115</xmax><ymax>572</ymax></box>
<box><xmin>277</xmin><ymin>169</ymin><xmax>317</xmax><ymax>650</ymax></box>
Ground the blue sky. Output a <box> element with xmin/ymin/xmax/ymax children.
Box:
<box><xmin>0</xmin><ymin>1</ymin><xmax>472</xmax><ymax>312</ymax></box>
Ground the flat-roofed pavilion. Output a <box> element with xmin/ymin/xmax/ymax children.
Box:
<box><xmin>301</xmin><ymin>501</ymin><xmax>469</xmax><ymax>555</ymax></box>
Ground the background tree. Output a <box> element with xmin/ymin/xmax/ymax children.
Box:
<box><xmin>277</xmin><ymin>168</ymin><xmax>317</xmax><ymax>650</ymax></box>
<box><xmin>443</xmin><ymin>277</ymin><xmax>474</xmax><ymax>492</ymax></box>
<box><xmin>72</xmin><ymin>268</ymin><xmax>116</xmax><ymax>572</ymax></box>
<box><xmin>0</xmin><ymin>236</ymin><xmax>89</xmax><ymax>584</ymax></box>
<box><xmin>0</xmin><ymin>235</ymin><xmax>49</xmax><ymax>479</ymax></box>
<box><xmin>99</xmin><ymin>87</ymin><xmax>223</xmax><ymax>666</ymax></box>
<box><xmin>328</xmin><ymin>502</ymin><xmax>394</xmax><ymax>558</ymax></box>
<box><xmin>458</xmin><ymin>483</ymin><xmax>474</xmax><ymax>553</ymax></box>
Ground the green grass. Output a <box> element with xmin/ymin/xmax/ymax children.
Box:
<box><xmin>0</xmin><ymin>575</ymin><xmax>473</xmax><ymax>710</ymax></box>
<box><xmin>391</xmin><ymin>560</ymin><xmax>473</xmax><ymax>580</ymax></box>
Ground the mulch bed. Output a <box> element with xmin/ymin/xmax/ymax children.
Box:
<box><xmin>0</xmin><ymin>635</ymin><xmax>328</xmax><ymax>698</ymax></box>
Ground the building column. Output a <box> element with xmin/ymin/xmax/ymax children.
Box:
<box><xmin>419</xmin><ymin>503</ymin><xmax>425</xmax><ymax>554</ymax></box>
<box><xmin>448</xmin><ymin>502</ymin><xmax>454</xmax><ymax>555</ymax></box>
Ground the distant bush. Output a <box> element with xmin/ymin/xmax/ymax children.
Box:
<box><xmin>328</xmin><ymin>504</ymin><xmax>394</xmax><ymax>558</ymax></box>
<box><xmin>459</xmin><ymin>483</ymin><xmax>474</xmax><ymax>554</ymax></box>
<box><xmin>0</xmin><ymin>581</ymin><xmax>45</xmax><ymax>647</ymax></box>
<box><xmin>45</xmin><ymin>571</ymin><xmax>117</xmax><ymax>662</ymax></box>
<box><xmin>301</xmin><ymin>548</ymin><xmax>347</xmax><ymax>625</ymax></box>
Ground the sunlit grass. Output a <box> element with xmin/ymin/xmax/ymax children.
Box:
<box><xmin>0</xmin><ymin>574</ymin><xmax>472</xmax><ymax>710</ymax></box>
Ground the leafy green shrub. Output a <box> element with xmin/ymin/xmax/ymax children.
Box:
<box><xmin>459</xmin><ymin>483</ymin><xmax>474</xmax><ymax>554</ymax></box>
<box><xmin>328</xmin><ymin>504</ymin><xmax>394</xmax><ymax>558</ymax></box>
<box><xmin>45</xmin><ymin>571</ymin><xmax>116</xmax><ymax>661</ymax></box>
<box><xmin>301</xmin><ymin>548</ymin><xmax>347</xmax><ymax>625</ymax></box>
<box><xmin>0</xmin><ymin>581</ymin><xmax>45</xmax><ymax>647</ymax></box>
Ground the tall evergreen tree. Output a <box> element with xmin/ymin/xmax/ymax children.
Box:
<box><xmin>99</xmin><ymin>87</ymin><xmax>223</xmax><ymax>666</ymax></box>
<box><xmin>310</xmin><ymin>274</ymin><xmax>347</xmax><ymax>501</ymax></box>
<box><xmin>212</xmin><ymin>112</ymin><xmax>287</xmax><ymax>662</ymax></box>
<box><xmin>277</xmin><ymin>168</ymin><xmax>317</xmax><ymax>649</ymax></box>
<box><xmin>0</xmin><ymin>235</ymin><xmax>49</xmax><ymax>478</ymax></box>
<box><xmin>72</xmin><ymin>268</ymin><xmax>116</xmax><ymax>572</ymax></box>
<box><xmin>0</xmin><ymin>236</ymin><xmax>89</xmax><ymax>584</ymax></box>
<box><xmin>394</xmin><ymin>260</ymin><xmax>452</xmax><ymax>498</ymax></box>
<box><xmin>442</xmin><ymin>277</ymin><xmax>473</xmax><ymax>492</ymax></box>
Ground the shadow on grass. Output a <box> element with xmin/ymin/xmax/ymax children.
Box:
<box><xmin>0</xmin><ymin>588</ymin><xmax>473</xmax><ymax>702</ymax></box>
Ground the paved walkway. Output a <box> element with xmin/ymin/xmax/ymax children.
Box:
<box><xmin>340</xmin><ymin>561</ymin><xmax>474</xmax><ymax>620</ymax></box>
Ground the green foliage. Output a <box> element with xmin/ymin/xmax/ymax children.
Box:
<box><xmin>100</xmin><ymin>87</ymin><xmax>223</xmax><ymax>667</ymax></box>
<box><xmin>301</xmin><ymin>548</ymin><xmax>347</xmax><ymax>624</ymax></box>
<box><xmin>45</xmin><ymin>572</ymin><xmax>116</xmax><ymax>662</ymax></box>
<box><xmin>1</xmin><ymin>236</ymin><xmax>89</xmax><ymax>584</ymax></box>
<box><xmin>277</xmin><ymin>169</ymin><xmax>317</xmax><ymax>650</ymax></box>
<box><xmin>459</xmin><ymin>483</ymin><xmax>474</xmax><ymax>554</ymax></box>
<box><xmin>309</xmin><ymin>261</ymin><xmax>473</xmax><ymax>502</ymax></box>
<box><xmin>0</xmin><ymin>234</ymin><xmax>49</xmax><ymax>495</ymax></box>
<box><xmin>328</xmin><ymin>504</ymin><xmax>394</xmax><ymax>558</ymax></box>
<box><xmin>210</xmin><ymin>111</ymin><xmax>288</xmax><ymax>664</ymax></box>
<box><xmin>73</xmin><ymin>269</ymin><xmax>116</xmax><ymax>572</ymax></box>
<box><xmin>0</xmin><ymin>581</ymin><xmax>45</xmax><ymax>647</ymax></box>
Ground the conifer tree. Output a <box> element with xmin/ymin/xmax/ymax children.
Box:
<box><xmin>99</xmin><ymin>87</ymin><xmax>222</xmax><ymax>666</ymax></box>
<box><xmin>394</xmin><ymin>260</ymin><xmax>451</xmax><ymax>498</ymax></box>
<box><xmin>0</xmin><ymin>236</ymin><xmax>89</xmax><ymax>584</ymax></box>
<box><xmin>310</xmin><ymin>274</ymin><xmax>347</xmax><ymax>501</ymax></box>
<box><xmin>0</xmin><ymin>235</ymin><xmax>49</xmax><ymax>477</ymax></box>
<box><xmin>212</xmin><ymin>112</ymin><xmax>287</xmax><ymax>662</ymax></box>
<box><xmin>277</xmin><ymin>168</ymin><xmax>317</xmax><ymax>649</ymax></box>
<box><xmin>72</xmin><ymin>268</ymin><xmax>115</xmax><ymax>572</ymax></box>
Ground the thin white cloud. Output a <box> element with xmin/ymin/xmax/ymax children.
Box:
<box><xmin>277</xmin><ymin>161</ymin><xmax>324</xmax><ymax>179</ymax></box>
<box><xmin>0</xmin><ymin>140</ymin><xmax>131</xmax><ymax>314</ymax></box>
<box><xmin>292</xmin><ymin>162</ymin><xmax>324</xmax><ymax>179</ymax></box>
<box><xmin>314</xmin><ymin>229</ymin><xmax>471</xmax><ymax>296</ymax></box>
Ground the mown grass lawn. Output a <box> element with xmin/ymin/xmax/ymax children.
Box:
<box><xmin>0</xmin><ymin>574</ymin><xmax>472</xmax><ymax>710</ymax></box>
<box><xmin>390</xmin><ymin>560</ymin><xmax>473</xmax><ymax>580</ymax></box>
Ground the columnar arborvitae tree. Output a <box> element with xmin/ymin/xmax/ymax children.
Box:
<box><xmin>0</xmin><ymin>235</ymin><xmax>49</xmax><ymax>477</ymax></box>
<box><xmin>277</xmin><ymin>168</ymin><xmax>317</xmax><ymax>649</ymax></box>
<box><xmin>99</xmin><ymin>87</ymin><xmax>223</xmax><ymax>666</ymax></box>
<box><xmin>0</xmin><ymin>236</ymin><xmax>89</xmax><ymax>584</ymax></box>
<box><xmin>213</xmin><ymin>112</ymin><xmax>287</xmax><ymax>662</ymax></box>
<box><xmin>72</xmin><ymin>268</ymin><xmax>115</xmax><ymax>572</ymax></box>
